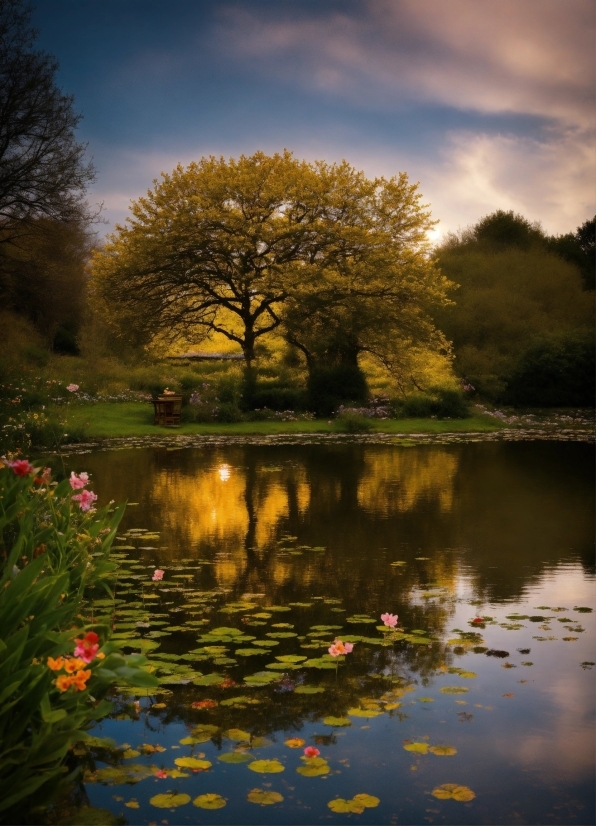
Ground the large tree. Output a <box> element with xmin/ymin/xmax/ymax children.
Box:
<box><xmin>0</xmin><ymin>0</ymin><xmax>94</xmax><ymax>242</ymax></box>
<box><xmin>92</xmin><ymin>151</ymin><xmax>448</xmax><ymax>368</ymax></box>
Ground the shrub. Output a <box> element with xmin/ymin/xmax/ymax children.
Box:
<box><xmin>307</xmin><ymin>364</ymin><xmax>368</xmax><ymax>417</ymax></box>
<box><xmin>0</xmin><ymin>462</ymin><xmax>157</xmax><ymax>820</ymax></box>
<box><xmin>215</xmin><ymin>401</ymin><xmax>244</xmax><ymax>423</ymax></box>
<box><xmin>504</xmin><ymin>333</ymin><xmax>595</xmax><ymax>406</ymax></box>
<box><xmin>251</xmin><ymin>385</ymin><xmax>307</xmax><ymax>411</ymax></box>
<box><xmin>394</xmin><ymin>388</ymin><xmax>471</xmax><ymax>419</ymax></box>
<box><xmin>333</xmin><ymin>411</ymin><xmax>374</xmax><ymax>433</ymax></box>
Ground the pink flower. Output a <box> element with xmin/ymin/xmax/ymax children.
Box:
<box><xmin>328</xmin><ymin>639</ymin><xmax>354</xmax><ymax>657</ymax></box>
<box><xmin>71</xmin><ymin>489</ymin><xmax>98</xmax><ymax>511</ymax></box>
<box><xmin>152</xmin><ymin>569</ymin><xmax>164</xmax><ymax>581</ymax></box>
<box><xmin>155</xmin><ymin>769</ymin><xmax>168</xmax><ymax>778</ymax></box>
<box><xmin>73</xmin><ymin>631</ymin><xmax>100</xmax><ymax>663</ymax></box>
<box><xmin>9</xmin><ymin>459</ymin><xmax>35</xmax><ymax>476</ymax></box>
<box><xmin>381</xmin><ymin>613</ymin><xmax>398</xmax><ymax>627</ymax></box>
<box><xmin>66</xmin><ymin>384</ymin><xmax>79</xmax><ymax>392</ymax></box>
<box><xmin>69</xmin><ymin>471</ymin><xmax>89</xmax><ymax>490</ymax></box>
<box><xmin>303</xmin><ymin>746</ymin><xmax>320</xmax><ymax>758</ymax></box>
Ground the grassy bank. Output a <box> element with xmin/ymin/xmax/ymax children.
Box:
<box><xmin>60</xmin><ymin>402</ymin><xmax>504</xmax><ymax>438</ymax></box>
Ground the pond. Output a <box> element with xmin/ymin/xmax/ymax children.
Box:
<box><xmin>64</xmin><ymin>442</ymin><xmax>594</xmax><ymax>825</ymax></box>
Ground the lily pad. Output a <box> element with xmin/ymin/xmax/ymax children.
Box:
<box><xmin>429</xmin><ymin>745</ymin><xmax>457</xmax><ymax>756</ymax></box>
<box><xmin>174</xmin><ymin>757</ymin><xmax>212</xmax><ymax>770</ymax></box>
<box><xmin>323</xmin><ymin>716</ymin><xmax>351</xmax><ymax>727</ymax></box>
<box><xmin>431</xmin><ymin>783</ymin><xmax>475</xmax><ymax>802</ymax></box>
<box><xmin>218</xmin><ymin>752</ymin><xmax>252</xmax><ymax>763</ymax></box>
<box><xmin>353</xmin><ymin>794</ymin><xmax>380</xmax><ymax>808</ymax></box>
<box><xmin>294</xmin><ymin>685</ymin><xmax>325</xmax><ymax>694</ymax></box>
<box><xmin>403</xmin><ymin>741</ymin><xmax>429</xmax><ymax>754</ymax></box>
<box><xmin>297</xmin><ymin>756</ymin><xmax>330</xmax><ymax>776</ymax></box>
<box><xmin>247</xmin><ymin>789</ymin><xmax>284</xmax><ymax>805</ymax></box>
<box><xmin>236</xmin><ymin>648</ymin><xmax>269</xmax><ymax>656</ymax></box>
<box><xmin>284</xmin><ymin>738</ymin><xmax>306</xmax><ymax>748</ymax></box>
<box><xmin>248</xmin><ymin>759</ymin><xmax>285</xmax><ymax>773</ymax></box>
<box><xmin>193</xmin><ymin>794</ymin><xmax>226</xmax><ymax>809</ymax></box>
<box><xmin>348</xmin><ymin>708</ymin><xmax>383</xmax><ymax>717</ymax></box>
<box><xmin>440</xmin><ymin>686</ymin><xmax>469</xmax><ymax>694</ymax></box>
<box><xmin>275</xmin><ymin>654</ymin><xmax>307</xmax><ymax>663</ymax></box>
<box><xmin>149</xmin><ymin>793</ymin><xmax>191</xmax><ymax>809</ymax></box>
<box><xmin>192</xmin><ymin>673</ymin><xmax>225</xmax><ymax>686</ymax></box>
<box><xmin>225</xmin><ymin>728</ymin><xmax>251</xmax><ymax>741</ymax></box>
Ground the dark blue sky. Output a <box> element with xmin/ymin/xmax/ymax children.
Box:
<box><xmin>31</xmin><ymin>0</ymin><xmax>595</xmax><ymax>237</ymax></box>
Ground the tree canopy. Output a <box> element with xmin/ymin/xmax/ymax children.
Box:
<box><xmin>435</xmin><ymin>211</ymin><xmax>594</xmax><ymax>402</ymax></box>
<box><xmin>92</xmin><ymin>151</ymin><xmax>450</xmax><ymax>370</ymax></box>
<box><xmin>0</xmin><ymin>0</ymin><xmax>94</xmax><ymax>240</ymax></box>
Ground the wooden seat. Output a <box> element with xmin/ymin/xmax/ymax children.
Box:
<box><xmin>152</xmin><ymin>394</ymin><xmax>182</xmax><ymax>426</ymax></box>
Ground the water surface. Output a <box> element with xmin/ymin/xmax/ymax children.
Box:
<box><xmin>69</xmin><ymin>442</ymin><xmax>594</xmax><ymax>825</ymax></box>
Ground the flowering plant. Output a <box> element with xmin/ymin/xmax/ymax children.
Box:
<box><xmin>0</xmin><ymin>461</ymin><xmax>157</xmax><ymax>819</ymax></box>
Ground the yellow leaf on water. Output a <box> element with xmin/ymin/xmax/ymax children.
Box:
<box><xmin>193</xmin><ymin>793</ymin><xmax>226</xmax><ymax>809</ymax></box>
<box><xmin>431</xmin><ymin>783</ymin><xmax>475</xmax><ymax>802</ymax></box>
<box><xmin>403</xmin><ymin>741</ymin><xmax>429</xmax><ymax>754</ymax></box>
<box><xmin>352</xmin><ymin>794</ymin><xmax>380</xmax><ymax>808</ymax></box>
<box><xmin>174</xmin><ymin>757</ymin><xmax>211</xmax><ymax>770</ymax></box>
<box><xmin>429</xmin><ymin>745</ymin><xmax>457</xmax><ymax>756</ymax></box>
<box><xmin>248</xmin><ymin>759</ymin><xmax>284</xmax><ymax>773</ymax></box>
<box><xmin>247</xmin><ymin>789</ymin><xmax>284</xmax><ymax>805</ymax></box>
<box><xmin>124</xmin><ymin>800</ymin><xmax>139</xmax><ymax>809</ymax></box>
<box><xmin>284</xmin><ymin>738</ymin><xmax>306</xmax><ymax>748</ymax></box>
<box><xmin>327</xmin><ymin>798</ymin><xmax>364</xmax><ymax>814</ymax></box>
<box><xmin>149</xmin><ymin>793</ymin><xmax>190</xmax><ymax>809</ymax></box>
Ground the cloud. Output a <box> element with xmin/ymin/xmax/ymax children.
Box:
<box><xmin>216</xmin><ymin>0</ymin><xmax>594</xmax><ymax>128</ymax></box>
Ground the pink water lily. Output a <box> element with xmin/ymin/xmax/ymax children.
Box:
<box><xmin>152</xmin><ymin>569</ymin><xmax>164</xmax><ymax>581</ymax></box>
<box><xmin>303</xmin><ymin>746</ymin><xmax>320</xmax><ymax>758</ymax></box>
<box><xmin>69</xmin><ymin>471</ymin><xmax>89</xmax><ymax>490</ymax></box>
<box><xmin>66</xmin><ymin>384</ymin><xmax>79</xmax><ymax>392</ymax></box>
<box><xmin>71</xmin><ymin>489</ymin><xmax>98</xmax><ymax>511</ymax></box>
<box><xmin>381</xmin><ymin>612</ymin><xmax>398</xmax><ymax>627</ymax></box>
<box><xmin>328</xmin><ymin>639</ymin><xmax>354</xmax><ymax>657</ymax></box>
<box><xmin>155</xmin><ymin>769</ymin><xmax>168</xmax><ymax>778</ymax></box>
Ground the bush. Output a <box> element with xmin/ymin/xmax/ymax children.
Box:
<box><xmin>0</xmin><ymin>462</ymin><xmax>157</xmax><ymax>821</ymax></box>
<box><xmin>394</xmin><ymin>388</ymin><xmax>471</xmax><ymax>419</ymax></box>
<box><xmin>333</xmin><ymin>411</ymin><xmax>374</xmax><ymax>433</ymax></box>
<box><xmin>251</xmin><ymin>385</ymin><xmax>307</xmax><ymax>411</ymax></box>
<box><xmin>215</xmin><ymin>401</ymin><xmax>244</xmax><ymax>423</ymax></box>
<box><xmin>307</xmin><ymin>364</ymin><xmax>368</xmax><ymax>417</ymax></box>
<box><xmin>505</xmin><ymin>333</ymin><xmax>595</xmax><ymax>406</ymax></box>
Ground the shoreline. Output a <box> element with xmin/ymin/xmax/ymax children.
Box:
<box><xmin>54</xmin><ymin>425</ymin><xmax>595</xmax><ymax>455</ymax></box>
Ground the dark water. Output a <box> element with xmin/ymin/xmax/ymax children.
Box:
<box><xmin>67</xmin><ymin>442</ymin><xmax>594</xmax><ymax>825</ymax></box>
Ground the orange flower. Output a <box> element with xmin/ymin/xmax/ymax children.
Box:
<box><xmin>71</xmin><ymin>669</ymin><xmax>92</xmax><ymax>691</ymax></box>
<box><xmin>63</xmin><ymin>657</ymin><xmax>86</xmax><ymax>674</ymax></box>
<box><xmin>47</xmin><ymin>656</ymin><xmax>64</xmax><ymax>671</ymax></box>
<box><xmin>55</xmin><ymin>675</ymin><xmax>73</xmax><ymax>692</ymax></box>
<box><xmin>96</xmin><ymin>651</ymin><xmax>105</xmax><ymax>659</ymax></box>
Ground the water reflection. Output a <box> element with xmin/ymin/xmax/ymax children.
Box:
<box><xmin>64</xmin><ymin>442</ymin><xmax>595</xmax><ymax>826</ymax></box>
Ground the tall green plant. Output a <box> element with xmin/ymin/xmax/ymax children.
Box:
<box><xmin>0</xmin><ymin>461</ymin><xmax>157</xmax><ymax>821</ymax></box>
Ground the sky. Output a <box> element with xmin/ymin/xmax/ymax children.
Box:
<box><xmin>31</xmin><ymin>0</ymin><xmax>595</xmax><ymax>241</ymax></box>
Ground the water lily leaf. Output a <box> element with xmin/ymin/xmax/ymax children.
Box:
<box><xmin>91</xmin><ymin>764</ymin><xmax>154</xmax><ymax>785</ymax></box>
<box><xmin>297</xmin><ymin>757</ymin><xmax>330</xmax><ymax>776</ymax></box>
<box><xmin>431</xmin><ymin>783</ymin><xmax>475</xmax><ymax>801</ymax></box>
<box><xmin>275</xmin><ymin>655</ymin><xmax>307</xmax><ymax>663</ymax></box>
<box><xmin>266</xmin><ymin>662</ymin><xmax>301</xmax><ymax>670</ymax></box>
<box><xmin>429</xmin><ymin>745</ymin><xmax>457</xmax><ymax>756</ymax></box>
<box><xmin>179</xmin><ymin>736</ymin><xmax>209</xmax><ymax>745</ymax></box>
<box><xmin>220</xmin><ymin>695</ymin><xmax>259</xmax><ymax>706</ymax></box>
<box><xmin>236</xmin><ymin>648</ymin><xmax>269</xmax><ymax>656</ymax></box>
<box><xmin>169</xmin><ymin>769</ymin><xmax>190</xmax><ymax>778</ymax></box>
<box><xmin>247</xmin><ymin>789</ymin><xmax>284</xmax><ymax>805</ymax></box>
<box><xmin>323</xmin><ymin>716</ymin><xmax>351</xmax><ymax>727</ymax></box>
<box><xmin>348</xmin><ymin>708</ymin><xmax>383</xmax><ymax>717</ymax></box>
<box><xmin>294</xmin><ymin>685</ymin><xmax>325</xmax><ymax>694</ymax></box>
<box><xmin>121</xmin><ymin>748</ymin><xmax>141</xmax><ymax>759</ymax></box>
<box><xmin>251</xmin><ymin>640</ymin><xmax>279</xmax><ymax>647</ymax></box>
<box><xmin>193</xmin><ymin>794</ymin><xmax>226</xmax><ymax>809</ymax></box>
<box><xmin>289</xmin><ymin>602</ymin><xmax>313</xmax><ymax>608</ymax></box>
<box><xmin>218</xmin><ymin>752</ymin><xmax>252</xmax><ymax>763</ymax></box>
<box><xmin>440</xmin><ymin>686</ymin><xmax>468</xmax><ymax>694</ymax></box>
<box><xmin>253</xmin><ymin>612</ymin><xmax>272</xmax><ymax>619</ymax></box>
<box><xmin>244</xmin><ymin>672</ymin><xmax>280</xmax><ymax>685</ymax></box>
<box><xmin>285</xmin><ymin>738</ymin><xmax>306</xmax><ymax>748</ymax></box>
<box><xmin>149</xmin><ymin>793</ymin><xmax>191</xmax><ymax>808</ymax></box>
<box><xmin>248</xmin><ymin>759</ymin><xmax>285</xmax><ymax>773</ymax></box>
<box><xmin>151</xmin><ymin>702</ymin><xmax>166</xmax><ymax>709</ymax></box>
<box><xmin>192</xmin><ymin>673</ymin><xmax>225</xmax><ymax>686</ymax></box>
<box><xmin>174</xmin><ymin>757</ymin><xmax>212</xmax><ymax>770</ymax></box>
<box><xmin>303</xmin><ymin>658</ymin><xmax>338</xmax><ymax>669</ymax></box>
<box><xmin>403</xmin><ymin>741</ymin><xmax>429</xmax><ymax>754</ymax></box>
<box><xmin>266</xmin><ymin>632</ymin><xmax>298</xmax><ymax>638</ymax></box>
<box><xmin>191</xmin><ymin>724</ymin><xmax>219</xmax><ymax>735</ymax></box>
<box><xmin>225</xmin><ymin>728</ymin><xmax>251</xmax><ymax>741</ymax></box>
<box><xmin>124</xmin><ymin>800</ymin><xmax>139</xmax><ymax>809</ymax></box>
<box><xmin>353</xmin><ymin>794</ymin><xmax>380</xmax><ymax>808</ymax></box>
<box><xmin>574</xmin><ymin>606</ymin><xmax>592</xmax><ymax>612</ymax></box>
<box><xmin>272</xmin><ymin>622</ymin><xmax>294</xmax><ymax>628</ymax></box>
<box><xmin>417</xmin><ymin>697</ymin><xmax>434</xmax><ymax>703</ymax></box>
<box><xmin>458</xmin><ymin>671</ymin><xmax>477</xmax><ymax>678</ymax></box>
<box><xmin>346</xmin><ymin>615</ymin><xmax>377</xmax><ymax>623</ymax></box>
<box><xmin>327</xmin><ymin>798</ymin><xmax>365</xmax><ymax>814</ymax></box>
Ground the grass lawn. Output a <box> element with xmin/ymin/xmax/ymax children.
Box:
<box><xmin>60</xmin><ymin>402</ymin><xmax>505</xmax><ymax>438</ymax></box>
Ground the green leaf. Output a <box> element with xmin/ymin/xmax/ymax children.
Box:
<box><xmin>193</xmin><ymin>793</ymin><xmax>226</xmax><ymax>809</ymax></box>
<box><xmin>150</xmin><ymin>793</ymin><xmax>191</xmax><ymax>808</ymax></box>
<box><xmin>248</xmin><ymin>759</ymin><xmax>285</xmax><ymax>773</ymax></box>
<box><xmin>323</xmin><ymin>716</ymin><xmax>351</xmax><ymax>727</ymax></box>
